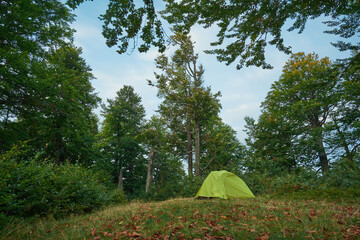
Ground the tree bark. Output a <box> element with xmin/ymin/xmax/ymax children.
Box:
<box><xmin>145</xmin><ymin>145</ymin><xmax>155</xmax><ymax>193</ymax></box>
<box><xmin>194</xmin><ymin>117</ymin><xmax>200</xmax><ymax>176</ymax></box>
<box><xmin>186</xmin><ymin>115</ymin><xmax>193</xmax><ymax>177</ymax></box>
<box><xmin>310</xmin><ymin>119</ymin><xmax>329</xmax><ymax>173</ymax></box>
<box><xmin>55</xmin><ymin>122</ymin><xmax>65</xmax><ymax>164</ymax></box>
<box><xmin>334</xmin><ymin>119</ymin><xmax>353</xmax><ymax>162</ymax></box>
<box><xmin>318</xmin><ymin>137</ymin><xmax>329</xmax><ymax>173</ymax></box>
<box><xmin>117</xmin><ymin>167</ymin><xmax>123</xmax><ymax>190</ymax></box>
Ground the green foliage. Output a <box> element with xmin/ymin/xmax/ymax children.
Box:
<box><xmin>246</xmin><ymin>53</ymin><xmax>337</xmax><ymax>173</ymax></box>
<box><xmin>240</xmin><ymin>161</ymin><xmax>360</xmax><ymax>202</ymax></box>
<box><xmin>1</xmin><ymin>0</ymin><xmax>100</xmax><ymax>165</ymax></box>
<box><xmin>0</xmin><ymin>0</ymin><xmax>75</xmax><ymax>152</ymax></box>
<box><xmin>66</xmin><ymin>0</ymin><xmax>165</xmax><ymax>54</ymax></box>
<box><xmin>143</xmin><ymin>176</ymin><xmax>203</xmax><ymax>201</ymax></box>
<box><xmin>200</xmin><ymin>121</ymin><xmax>247</xmax><ymax>175</ymax></box>
<box><xmin>67</xmin><ymin>0</ymin><xmax>359</xmax><ymax>69</ymax></box>
<box><xmin>109</xmin><ymin>189</ymin><xmax>126</xmax><ymax>204</ymax></box>
<box><xmin>282</xmin><ymin>188</ymin><xmax>360</xmax><ymax>202</ymax></box>
<box><xmin>149</xmin><ymin>33</ymin><xmax>222</xmax><ymax>177</ymax></box>
<box><xmin>178</xmin><ymin>176</ymin><xmax>204</xmax><ymax>198</ymax></box>
<box><xmin>98</xmin><ymin>85</ymin><xmax>146</xmax><ymax>195</ymax></box>
<box><xmin>163</xmin><ymin>0</ymin><xmax>360</xmax><ymax>69</ymax></box>
<box><xmin>0</xmin><ymin>153</ymin><xmax>114</xmax><ymax>218</ymax></box>
<box><xmin>323</xmin><ymin>159</ymin><xmax>360</xmax><ymax>189</ymax></box>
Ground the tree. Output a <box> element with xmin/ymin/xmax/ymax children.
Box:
<box><xmin>139</xmin><ymin>115</ymin><xmax>184</xmax><ymax>195</ymax></box>
<box><xmin>139</xmin><ymin>115</ymin><xmax>166</xmax><ymax>193</ymax></box>
<box><xmin>149</xmin><ymin>33</ymin><xmax>221</xmax><ymax>176</ymax></box>
<box><xmin>0</xmin><ymin>1</ymin><xmax>100</xmax><ymax>164</ymax></box>
<box><xmin>1</xmin><ymin>0</ymin><xmax>74</xmax><ymax>122</ymax></box>
<box><xmin>201</xmin><ymin>120</ymin><xmax>246</xmax><ymax>176</ymax></box>
<box><xmin>1</xmin><ymin>46</ymin><xmax>100</xmax><ymax>164</ymax></box>
<box><xmin>326</xmin><ymin>53</ymin><xmax>360</xmax><ymax>162</ymax></box>
<box><xmin>66</xmin><ymin>0</ymin><xmax>359</xmax><ymax>70</ymax></box>
<box><xmin>261</xmin><ymin>52</ymin><xmax>337</xmax><ymax>173</ymax></box>
<box><xmin>244</xmin><ymin>112</ymin><xmax>310</xmax><ymax>175</ymax></box>
<box><xmin>99</xmin><ymin>86</ymin><xmax>146</xmax><ymax>193</ymax></box>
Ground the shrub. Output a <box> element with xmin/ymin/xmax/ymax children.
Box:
<box><xmin>240</xmin><ymin>169</ymin><xmax>320</xmax><ymax>196</ymax></box>
<box><xmin>178</xmin><ymin>176</ymin><xmax>204</xmax><ymax>198</ymax></box>
<box><xmin>109</xmin><ymin>188</ymin><xmax>126</xmax><ymax>204</ymax></box>
<box><xmin>322</xmin><ymin>159</ymin><xmax>360</xmax><ymax>189</ymax></box>
<box><xmin>139</xmin><ymin>176</ymin><xmax>204</xmax><ymax>201</ymax></box>
<box><xmin>0</xmin><ymin>156</ymin><xmax>114</xmax><ymax>218</ymax></box>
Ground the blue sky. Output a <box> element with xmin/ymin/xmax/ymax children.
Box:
<box><xmin>69</xmin><ymin>1</ymin><xmax>354</xmax><ymax>143</ymax></box>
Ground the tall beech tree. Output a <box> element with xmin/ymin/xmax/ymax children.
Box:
<box><xmin>0</xmin><ymin>0</ymin><xmax>75</xmax><ymax>152</ymax></box>
<box><xmin>149</xmin><ymin>33</ymin><xmax>221</xmax><ymax>177</ymax></box>
<box><xmin>262</xmin><ymin>52</ymin><xmax>337</xmax><ymax>173</ymax></box>
<box><xmin>1</xmin><ymin>46</ymin><xmax>100</xmax><ymax>164</ymax></box>
<box><xmin>35</xmin><ymin>46</ymin><xmax>100</xmax><ymax>164</ymax></box>
<box><xmin>0</xmin><ymin>1</ymin><xmax>100</xmax><ymax>165</ymax></box>
<box><xmin>99</xmin><ymin>86</ymin><xmax>146</xmax><ymax>193</ymax></box>
<box><xmin>243</xmin><ymin>108</ymin><xmax>321</xmax><ymax>175</ymax></box>
<box><xmin>0</xmin><ymin>0</ymin><xmax>74</xmax><ymax>117</ymax></box>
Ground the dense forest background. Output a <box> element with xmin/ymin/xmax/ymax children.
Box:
<box><xmin>1</xmin><ymin>0</ymin><xmax>359</xmax><ymax>225</ymax></box>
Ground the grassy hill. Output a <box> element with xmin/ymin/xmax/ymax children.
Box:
<box><xmin>2</xmin><ymin>197</ymin><xmax>359</xmax><ymax>240</ymax></box>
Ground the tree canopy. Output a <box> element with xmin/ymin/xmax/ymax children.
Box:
<box><xmin>66</xmin><ymin>0</ymin><xmax>359</xmax><ymax>69</ymax></box>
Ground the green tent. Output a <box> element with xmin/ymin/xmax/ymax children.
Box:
<box><xmin>194</xmin><ymin>170</ymin><xmax>255</xmax><ymax>199</ymax></box>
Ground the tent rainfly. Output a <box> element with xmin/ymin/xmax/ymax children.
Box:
<box><xmin>194</xmin><ymin>170</ymin><xmax>255</xmax><ymax>199</ymax></box>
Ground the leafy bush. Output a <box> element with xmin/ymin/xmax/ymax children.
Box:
<box><xmin>322</xmin><ymin>159</ymin><xmax>360</xmax><ymax>189</ymax></box>
<box><xmin>0</xmin><ymin>155</ymin><xmax>115</xmax><ymax>218</ymax></box>
<box><xmin>240</xmin><ymin>162</ymin><xmax>360</xmax><ymax>201</ymax></box>
<box><xmin>109</xmin><ymin>188</ymin><xmax>126</xmax><ymax>204</ymax></box>
<box><xmin>139</xmin><ymin>176</ymin><xmax>204</xmax><ymax>201</ymax></box>
<box><xmin>280</xmin><ymin>188</ymin><xmax>360</xmax><ymax>201</ymax></box>
<box><xmin>178</xmin><ymin>176</ymin><xmax>205</xmax><ymax>198</ymax></box>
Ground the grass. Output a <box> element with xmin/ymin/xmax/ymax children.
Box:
<box><xmin>1</xmin><ymin>197</ymin><xmax>359</xmax><ymax>240</ymax></box>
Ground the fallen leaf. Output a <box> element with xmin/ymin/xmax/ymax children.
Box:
<box><xmin>178</xmin><ymin>233</ymin><xmax>185</xmax><ymax>239</ymax></box>
<box><xmin>131</xmin><ymin>231</ymin><xmax>141</xmax><ymax>237</ymax></box>
<box><xmin>91</xmin><ymin>228</ymin><xmax>97</xmax><ymax>237</ymax></box>
<box><xmin>309</xmin><ymin>210</ymin><xmax>317</xmax><ymax>216</ymax></box>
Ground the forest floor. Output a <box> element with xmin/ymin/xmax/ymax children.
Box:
<box><xmin>2</xmin><ymin>197</ymin><xmax>359</xmax><ymax>240</ymax></box>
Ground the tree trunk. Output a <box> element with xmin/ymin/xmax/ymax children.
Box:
<box><xmin>117</xmin><ymin>167</ymin><xmax>123</xmax><ymax>190</ymax></box>
<box><xmin>317</xmin><ymin>136</ymin><xmax>329</xmax><ymax>173</ymax></box>
<box><xmin>145</xmin><ymin>146</ymin><xmax>155</xmax><ymax>193</ymax></box>
<box><xmin>186</xmin><ymin>115</ymin><xmax>193</xmax><ymax>177</ymax></box>
<box><xmin>55</xmin><ymin>122</ymin><xmax>65</xmax><ymax>164</ymax></box>
<box><xmin>334</xmin><ymin>119</ymin><xmax>353</xmax><ymax>162</ymax></box>
<box><xmin>194</xmin><ymin>117</ymin><xmax>200</xmax><ymax>176</ymax></box>
<box><xmin>310</xmin><ymin>119</ymin><xmax>329</xmax><ymax>173</ymax></box>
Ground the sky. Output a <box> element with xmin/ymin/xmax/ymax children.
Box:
<box><xmin>69</xmin><ymin>1</ymin><xmax>354</xmax><ymax>143</ymax></box>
